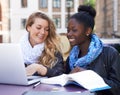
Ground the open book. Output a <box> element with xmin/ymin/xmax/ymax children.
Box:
<box><xmin>41</xmin><ymin>70</ymin><xmax>111</xmax><ymax>92</ymax></box>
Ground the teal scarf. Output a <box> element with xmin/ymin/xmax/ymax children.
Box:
<box><xmin>69</xmin><ymin>34</ymin><xmax>103</xmax><ymax>70</ymax></box>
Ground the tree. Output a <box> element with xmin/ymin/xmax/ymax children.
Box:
<box><xmin>84</xmin><ymin>0</ymin><xmax>96</xmax><ymax>8</ymax></box>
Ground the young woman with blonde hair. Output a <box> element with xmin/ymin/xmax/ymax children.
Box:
<box><xmin>20</xmin><ymin>12</ymin><xmax>64</xmax><ymax>77</ymax></box>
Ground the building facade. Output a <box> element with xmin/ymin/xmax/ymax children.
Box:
<box><xmin>10</xmin><ymin>0</ymin><xmax>83</xmax><ymax>43</ymax></box>
<box><xmin>95</xmin><ymin>0</ymin><xmax>120</xmax><ymax>38</ymax></box>
<box><xmin>1</xmin><ymin>0</ymin><xmax>120</xmax><ymax>43</ymax></box>
<box><xmin>0</xmin><ymin>0</ymin><xmax>10</xmax><ymax>43</ymax></box>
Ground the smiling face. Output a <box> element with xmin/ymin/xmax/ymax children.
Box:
<box><xmin>27</xmin><ymin>18</ymin><xmax>49</xmax><ymax>47</ymax></box>
<box><xmin>67</xmin><ymin>18</ymin><xmax>90</xmax><ymax>46</ymax></box>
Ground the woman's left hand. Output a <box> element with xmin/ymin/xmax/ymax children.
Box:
<box><xmin>70</xmin><ymin>66</ymin><xmax>86</xmax><ymax>74</ymax></box>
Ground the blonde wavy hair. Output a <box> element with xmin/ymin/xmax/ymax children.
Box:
<box><xmin>26</xmin><ymin>12</ymin><xmax>62</xmax><ymax>68</ymax></box>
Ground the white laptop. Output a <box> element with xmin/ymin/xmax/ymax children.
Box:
<box><xmin>0</xmin><ymin>43</ymin><xmax>44</xmax><ymax>85</ymax></box>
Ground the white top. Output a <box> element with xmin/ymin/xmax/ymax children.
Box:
<box><xmin>20</xmin><ymin>33</ymin><xmax>45</xmax><ymax>64</ymax></box>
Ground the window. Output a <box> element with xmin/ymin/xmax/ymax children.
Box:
<box><xmin>0</xmin><ymin>4</ymin><xmax>2</xmax><ymax>30</ymax></box>
<box><xmin>39</xmin><ymin>0</ymin><xmax>48</xmax><ymax>8</ymax></box>
<box><xmin>53</xmin><ymin>0</ymin><xmax>61</xmax><ymax>8</ymax></box>
<box><xmin>66</xmin><ymin>0</ymin><xmax>74</xmax><ymax>8</ymax></box>
<box><xmin>21</xmin><ymin>0</ymin><xmax>27</xmax><ymax>8</ymax></box>
<box><xmin>0</xmin><ymin>21</ymin><xmax>2</xmax><ymax>30</ymax></box>
<box><xmin>21</xmin><ymin>19</ymin><xmax>26</xmax><ymax>29</ymax></box>
<box><xmin>65</xmin><ymin>16</ymin><xmax>68</xmax><ymax>28</ymax></box>
<box><xmin>0</xmin><ymin>4</ymin><xmax>1</xmax><ymax>21</ymax></box>
<box><xmin>53</xmin><ymin>17</ymin><xmax>61</xmax><ymax>28</ymax></box>
<box><xmin>0</xmin><ymin>35</ymin><xmax>2</xmax><ymax>43</ymax></box>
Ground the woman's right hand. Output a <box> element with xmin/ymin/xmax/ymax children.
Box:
<box><xmin>25</xmin><ymin>63</ymin><xmax>38</xmax><ymax>76</ymax></box>
<box><xmin>26</xmin><ymin>63</ymin><xmax>47</xmax><ymax>76</ymax></box>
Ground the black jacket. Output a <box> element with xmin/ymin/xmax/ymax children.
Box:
<box><xmin>65</xmin><ymin>45</ymin><xmax>120</xmax><ymax>95</ymax></box>
<box><xmin>46</xmin><ymin>52</ymin><xmax>64</xmax><ymax>77</ymax></box>
<box><xmin>30</xmin><ymin>52</ymin><xmax>64</xmax><ymax>78</ymax></box>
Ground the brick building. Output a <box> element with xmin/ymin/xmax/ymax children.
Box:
<box><xmin>0</xmin><ymin>0</ymin><xmax>10</xmax><ymax>42</ymax></box>
<box><xmin>95</xmin><ymin>0</ymin><xmax>120</xmax><ymax>38</ymax></box>
<box><xmin>9</xmin><ymin>0</ymin><xmax>83</xmax><ymax>43</ymax></box>
<box><xmin>3</xmin><ymin>0</ymin><xmax>119</xmax><ymax>42</ymax></box>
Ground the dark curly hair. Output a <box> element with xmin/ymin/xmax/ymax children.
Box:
<box><xmin>70</xmin><ymin>5</ymin><xmax>96</xmax><ymax>30</ymax></box>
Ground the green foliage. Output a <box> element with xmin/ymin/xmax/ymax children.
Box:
<box><xmin>84</xmin><ymin>0</ymin><xmax>96</xmax><ymax>8</ymax></box>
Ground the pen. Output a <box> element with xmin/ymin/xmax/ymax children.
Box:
<box><xmin>33</xmin><ymin>81</ymin><xmax>41</xmax><ymax>88</ymax></box>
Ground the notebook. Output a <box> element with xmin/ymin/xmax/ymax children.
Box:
<box><xmin>0</xmin><ymin>43</ymin><xmax>43</xmax><ymax>85</ymax></box>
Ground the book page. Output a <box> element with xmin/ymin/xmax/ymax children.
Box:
<box><xmin>68</xmin><ymin>70</ymin><xmax>111</xmax><ymax>91</ymax></box>
<box><xmin>41</xmin><ymin>74</ymin><xmax>68</xmax><ymax>86</ymax></box>
<box><xmin>41</xmin><ymin>70</ymin><xmax>110</xmax><ymax>92</ymax></box>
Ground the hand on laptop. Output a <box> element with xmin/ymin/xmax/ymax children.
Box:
<box><xmin>26</xmin><ymin>63</ymin><xmax>47</xmax><ymax>76</ymax></box>
<box><xmin>26</xmin><ymin>63</ymin><xmax>37</xmax><ymax>76</ymax></box>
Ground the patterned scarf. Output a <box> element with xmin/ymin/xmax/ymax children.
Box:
<box><xmin>69</xmin><ymin>34</ymin><xmax>103</xmax><ymax>70</ymax></box>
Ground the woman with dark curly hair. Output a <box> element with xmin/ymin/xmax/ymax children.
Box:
<box><xmin>65</xmin><ymin>5</ymin><xmax>120</xmax><ymax>95</ymax></box>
